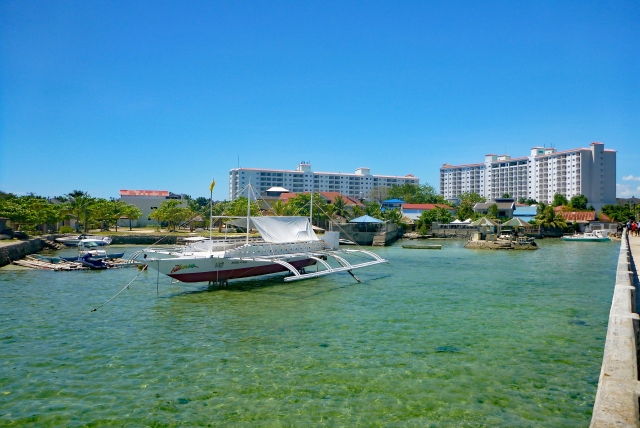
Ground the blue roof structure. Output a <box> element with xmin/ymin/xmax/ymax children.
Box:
<box><xmin>382</xmin><ymin>199</ymin><xmax>405</xmax><ymax>204</ymax></box>
<box><xmin>349</xmin><ymin>215</ymin><xmax>384</xmax><ymax>224</ymax></box>
<box><xmin>514</xmin><ymin>205</ymin><xmax>537</xmax><ymax>216</ymax></box>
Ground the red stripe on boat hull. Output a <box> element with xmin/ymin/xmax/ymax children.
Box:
<box><xmin>167</xmin><ymin>259</ymin><xmax>317</xmax><ymax>283</ymax></box>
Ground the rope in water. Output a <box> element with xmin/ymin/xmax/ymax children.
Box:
<box><xmin>91</xmin><ymin>266</ymin><xmax>147</xmax><ymax>312</ymax></box>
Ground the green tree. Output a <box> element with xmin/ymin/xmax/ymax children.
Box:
<box><xmin>382</xmin><ymin>208</ymin><xmax>403</xmax><ymax>225</ymax></box>
<box><xmin>537</xmin><ymin>205</ymin><xmax>567</xmax><ymax>230</ymax></box>
<box><xmin>364</xmin><ymin>201</ymin><xmax>382</xmax><ymax>219</ymax></box>
<box><xmin>270</xmin><ymin>199</ymin><xmax>290</xmax><ymax>216</ymax></box>
<box><xmin>487</xmin><ymin>203</ymin><xmax>499</xmax><ymax>219</ymax></box>
<box><xmin>459</xmin><ymin>192</ymin><xmax>486</xmax><ymax>204</ymax></box>
<box><xmin>552</xmin><ymin>193</ymin><xmax>568</xmax><ymax>207</ymax></box>
<box><xmin>501</xmin><ymin>193</ymin><xmax>511</xmax><ymax>198</ymax></box>
<box><xmin>416</xmin><ymin>207</ymin><xmax>452</xmax><ymax>229</ymax></box>
<box><xmin>122</xmin><ymin>204</ymin><xmax>143</xmax><ymax>230</ymax></box>
<box><xmin>456</xmin><ymin>201</ymin><xmax>475</xmax><ymax>221</ymax></box>
<box><xmin>65</xmin><ymin>190</ymin><xmax>93</xmax><ymax>232</ymax></box>
<box><xmin>387</xmin><ymin>183</ymin><xmax>444</xmax><ymax>204</ymax></box>
<box><xmin>225</xmin><ymin>197</ymin><xmax>260</xmax><ymax>217</ymax></box>
<box><xmin>331</xmin><ymin>195</ymin><xmax>349</xmax><ymax>219</ymax></box>
<box><xmin>568</xmin><ymin>194</ymin><xmax>588</xmax><ymax>210</ymax></box>
<box><xmin>350</xmin><ymin>205</ymin><xmax>364</xmax><ymax>219</ymax></box>
<box><xmin>153</xmin><ymin>200</ymin><xmax>189</xmax><ymax>231</ymax></box>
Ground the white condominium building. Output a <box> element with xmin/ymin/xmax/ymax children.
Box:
<box><xmin>440</xmin><ymin>142</ymin><xmax>616</xmax><ymax>210</ymax></box>
<box><xmin>229</xmin><ymin>162</ymin><xmax>419</xmax><ymax>200</ymax></box>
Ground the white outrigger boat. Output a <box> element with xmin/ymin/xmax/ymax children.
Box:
<box><xmin>131</xmin><ymin>216</ymin><xmax>386</xmax><ymax>284</ymax></box>
<box><xmin>562</xmin><ymin>230</ymin><xmax>611</xmax><ymax>242</ymax></box>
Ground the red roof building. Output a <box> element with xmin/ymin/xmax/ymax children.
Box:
<box><xmin>119</xmin><ymin>190</ymin><xmax>169</xmax><ymax>197</ymax></box>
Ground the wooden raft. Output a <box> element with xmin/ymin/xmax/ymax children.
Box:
<box><xmin>13</xmin><ymin>256</ymin><xmax>88</xmax><ymax>271</ymax></box>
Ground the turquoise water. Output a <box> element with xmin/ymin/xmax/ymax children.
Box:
<box><xmin>0</xmin><ymin>239</ymin><xmax>618</xmax><ymax>426</ymax></box>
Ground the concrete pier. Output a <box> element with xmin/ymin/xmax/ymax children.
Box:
<box><xmin>590</xmin><ymin>231</ymin><xmax>640</xmax><ymax>427</ymax></box>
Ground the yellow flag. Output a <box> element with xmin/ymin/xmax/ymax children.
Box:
<box><xmin>209</xmin><ymin>179</ymin><xmax>216</xmax><ymax>193</ymax></box>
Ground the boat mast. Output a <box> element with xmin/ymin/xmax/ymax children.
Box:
<box><xmin>209</xmin><ymin>179</ymin><xmax>215</xmax><ymax>243</ymax></box>
<box><xmin>246</xmin><ymin>183</ymin><xmax>251</xmax><ymax>245</ymax></box>
<box><xmin>309</xmin><ymin>191</ymin><xmax>313</xmax><ymax>225</ymax></box>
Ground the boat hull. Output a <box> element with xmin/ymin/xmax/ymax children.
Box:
<box><xmin>154</xmin><ymin>257</ymin><xmax>318</xmax><ymax>283</ymax></box>
<box><xmin>562</xmin><ymin>237</ymin><xmax>610</xmax><ymax>242</ymax></box>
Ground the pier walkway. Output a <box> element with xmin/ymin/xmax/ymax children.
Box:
<box><xmin>590</xmin><ymin>231</ymin><xmax>640</xmax><ymax>427</ymax></box>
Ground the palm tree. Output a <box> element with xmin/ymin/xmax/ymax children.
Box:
<box><xmin>332</xmin><ymin>196</ymin><xmax>349</xmax><ymax>219</ymax></box>
<box><xmin>537</xmin><ymin>205</ymin><xmax>567</xmax><ymax>230</ymax></box>
<box><xmin>271</xmin><ymin>199</ymin><xmax>289</xmax><ymax>216</ymax></box>
<box><xmin>65</xmin><ymin>190</ymin><xmax>91</xmax><ymax>232</ymax></box>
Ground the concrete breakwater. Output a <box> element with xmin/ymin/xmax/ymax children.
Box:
<box><xmin>590</xmin><ymin>230</ymin><xmax>640</xmax><ymax>427</ymax></box>
<box><xmin>107</xmin><ymin>235</ymin><xmax>177</xmax><ymax>245</ymax></box>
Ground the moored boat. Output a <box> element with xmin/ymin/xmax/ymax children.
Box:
<box><xmin>132</xmin><ymin>216</ymin><xmax>387</xmax><ymax>284</ymax></box>
<box><xmin>55</xmin><ymin>234</ymin><xmax>112</xmax><ymax>247</ymax></box>
<box><xmin>562</xmin><ymin>230</ymin><xmax>611</xmax><ymax>242</ymax></box>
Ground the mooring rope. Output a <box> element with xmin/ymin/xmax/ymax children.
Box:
<box><xmin>91</xmin><ymin>266</ymin><xmax>147</xmax><ymax>312</ymax></box>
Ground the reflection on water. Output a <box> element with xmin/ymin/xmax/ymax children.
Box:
<box><xmin>0</xmin><ymin>239</ymin><xmax>617</xmax><ymax>426</ymax></box>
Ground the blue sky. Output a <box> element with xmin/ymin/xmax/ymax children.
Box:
<box><xmin>1</xmin><ymin>1</ymin><xmax>638</xmax><ymax>200</ymax></box>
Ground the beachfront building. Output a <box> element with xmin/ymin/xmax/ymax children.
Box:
<box><xmin>229</xmin><ymin>162</ymin><xmax>419</xmax><ymax>200</ymax></box>
<box><xmin>440</xmin><ymin>142</ymin><xmax>616</xmax><ymax>211</ymax></box>
<box><xmin>401</xmin><ymin>203</ymin><xmax>454</xmax><ymax>222</ymax></box>
<box><xmin>118</xmin><ymin>190</ymin><xmax>186</xmax><ymax>227</ymax></box>
<box><xmin>473</xmin><ymin>198</ymin><xmax>516</xmax><ymax>219</ymax></box>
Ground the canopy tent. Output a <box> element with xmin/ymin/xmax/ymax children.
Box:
<box><xmin>450</xmin><ymin>219</ymin><xmax>462</xmax><ymax>224</ymax></box>
<box><xmin>349</xmin><ymin>215</ymin><xmax>384</xmax><ymax>224</ymax></box>
<box><xmin>502</xmin><ymin>217</ymin><xmax>531</xmax><ymax>227</ymax></box>
<box><xmin>471</xmin><ymin>217</ymin><xmax>500</xmax><ymax>227</ymax></box>
<box><xmin>251</xmin><ymin>216</ymin><xmax>319</xmax><ymax>243</ymax></box>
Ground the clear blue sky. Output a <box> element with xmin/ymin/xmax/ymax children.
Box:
<box><xmin>1</xmin><ymin>1</ymin><xmax>638</xmax><ymax>200</ymax></box>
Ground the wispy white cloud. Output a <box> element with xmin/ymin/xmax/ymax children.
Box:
<box><xmin>622</xmin><ymin>175</ymin><xmax>640</xmax><ymax>181</ymax></box>
<box><xmin>617</xmin><ymin>183</ymin><xmax>640</xmax><ymax>198</ymax></box>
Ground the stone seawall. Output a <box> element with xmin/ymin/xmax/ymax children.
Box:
<box><xmin>590</xmin><ymin>230</ymin><xmax>639</xmax><ymax>427</ymax></box>
<box><xmin>0</xmin><ymin>234</ymin><xmax>64</xmax><ymax>268</ymax></box>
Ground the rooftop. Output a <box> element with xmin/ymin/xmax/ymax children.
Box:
<box><xmin>120</xmin><ymin>190</ymin><xmax>169</xmax><ymax>197</ymax></box>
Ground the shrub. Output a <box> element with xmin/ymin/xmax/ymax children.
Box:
<box><xmin>59</xmin><ymin>226</ymin><xmax>74</xmax><ymax>234</ymax></box>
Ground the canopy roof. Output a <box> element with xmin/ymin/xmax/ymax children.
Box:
<box><xmin>471</xmin><ymin>217</ymin><xmax>500</xmax><ymax>226</ymax></box>
<box><xmin>251</xmin><ymin>216</ymin><xmax>319</xmax><ymax>243</ymax></box>
<box><xmin>266</xmin><ymin>186</ymin><xmax>290</xmax><ymax>192</ymax></box>
<box><xmin>502</xmin><ymin>217</ymin><xmax>531</xmax><ymax>227</ymax></box>
<box><xmin>349</xmin><ymin>215</ymin><xmax>384</xmax><ymax>224</ymax></box>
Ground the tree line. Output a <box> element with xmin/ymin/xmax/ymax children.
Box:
<box><xmin>0</xmin><ymin>190</ymin><xmax>142</xmax><ymax>233</ymax></box>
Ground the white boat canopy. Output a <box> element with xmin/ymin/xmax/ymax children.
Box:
<box><xmin>251</xmin><ymin>216</ymin><xmax>319</xmax><ymax>243</ymax></box>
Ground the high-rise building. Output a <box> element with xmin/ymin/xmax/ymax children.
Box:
<box><xmin>229</xmin><ymin>162</ymin><xmax>419</xmax><ymax>200</ymax></box>
<box><xmin>440</xmin><ymin>142</ymin><xmax>616</xmax><ymax>210</ymax></box>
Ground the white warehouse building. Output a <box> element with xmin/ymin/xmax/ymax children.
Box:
<box><xmin>229</xmin><ymin>162</ymin><xmax>419</xmax><ymax>200</ymax></box>
<box><xmin>440</xmin><ymin>142</ymin><xmax>616</xmax><ymax>211</ymax></box>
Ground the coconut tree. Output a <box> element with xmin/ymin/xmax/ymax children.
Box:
<box><xmin>331</xmin><ymin>195</ymin><xmax>349</xmax><ymax>219</ymax></box>
<box><xmin>65</xmin><ymin>190</ymin><xmax>92</xmax><ymax>232</ymax></box>
<box><xmin>537</xmin><ymin>205</ymin><xmax>567</xmax><ymax>230</ymax></box>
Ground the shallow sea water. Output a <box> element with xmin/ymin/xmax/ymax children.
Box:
<box><xmin>0</xmin><ymin>239</ymin><xmax>618</xmax><ymax>427</ymax></box>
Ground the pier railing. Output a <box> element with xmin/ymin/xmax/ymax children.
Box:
<box><xmin>590</xmin><ymin>230</ymin><xmax>640</xmax><ymax>427</ymax></box>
